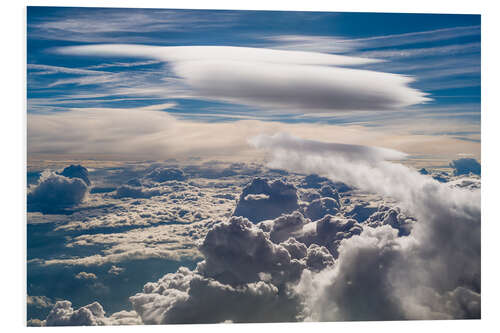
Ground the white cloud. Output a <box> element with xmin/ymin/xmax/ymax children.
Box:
<box><xmin>251</xmin><ymin>133</ymin><xmax>480</xmax><ymax>320</ymax></box>
<box><xmin>75</xmin><ymin>272</ymin><xmax>97</xmax><ymax>280</ymax></box>
<box><xmin>38</xmin><ymin>300</ymin><xmax>142</xmax><ymax>326</ymax></box>
<box><xmin>56</xmin><ymin>44</ymin><xmax>430</xmax><ymax>112</ymax></box>
<box><xmin>250</xmin><ymin>132</ymin><xmax>408</xmax><ymax>163</ymax></box>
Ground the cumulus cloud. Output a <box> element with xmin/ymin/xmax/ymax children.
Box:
<box><xmin>345</xmin><ymin>201</ymin><xmax>379</xmax><ymax>222</ymax></box>
<box><xmin>364</xmin><ymin>205</ymin><xmax>415</xmax><ymax>236</ymax></box>
<box><xmin>113</xmin><ymin>184</ymin><xmax>163</xmax><ymax>199</ymax></box>
<box><xmin>27</xmin><ymin>295</ymin><xmax>53</xmax><ymax>309</ymax></box>
<box><xmin>27</xmin><ymin>170</ymin><xmax>88</xmax><ymax>213</ymax></box>
<box><xmin>58</xmin><ymin>164</ymin><xmax>91</xmax><ymax>186</ymax></box>
<box><xmin>124</xmin><ymin>209</ymin><xmax>371</xmax><ymax>324</ymax></box>
<box><xmin>305</xmin><ymin>197</ymin><xmax>340</xmax><ymax>221</ymax></box>
<box><xmin>108</xmin><ymin>265</ymin><xmax>125</xmax><ymax>276</ymax></box>
<box><xmin>144</xmin><ymin>167</ymin><xmax>186</xmax><ymax>182</ymax></box>
<box><xmin>27</xmin><ymin>153</ymin><xmax>481</xmax><ymax>323</ymax></box>
<box><xmin>450</xmin><ymin>158</ymin><xmax>481</xmax><ymax>176</ymax></box>
<box><xmin>252</xmin><ymin>133</ymin><xmax>480</xmax><ymax>320</ymax></box>
<box><xmin>75</xmin><ymin>272</ymin><xmax>97</xmax><ymax>280</ymax></box>
<box><xmin>38</xmin><ymin>300</ymin><xmax>142</xmax><ymax>326</ymax></box>
<box><xmin>130</xmin><ymin>268</ymin><xmax>303</xmax><ymax>324</ymax></box>
<box><xmin>128</xmin><ymin>216</ymin><xmax>311</xmax><ymax>324</ymax></box>
<box><xmin>56</xmin><ymin>44</ymin><xmax>430</xmax><ymax>112</ymax></box>
<box><xmin>233</xmin><ymin>178</ymin><xmax>299</xmax><ymax>222</ymax></box>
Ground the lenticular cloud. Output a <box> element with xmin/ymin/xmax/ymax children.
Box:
<box><xmin>56</xmin><ymin>44</ymin><xmax>430</xmax><ymax>112</ymax></box>
<box><xmin>252</xmin><ymin>133</ymin><xmax>480</xmax><ymax>320</ymax></box>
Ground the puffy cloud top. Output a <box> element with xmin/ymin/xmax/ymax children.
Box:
<box><xmin>58</xmin><ymin>164</ymin><xmax>91</xmax><ymax>186</ymax></box>
<box><xmin>27</xmin><ymin>170</ymin><xmax>88</xmax><ymax>213</ymax></box>
<box><xmin>145</xmin><ymin>167</ymin><xmax>187</xmax><ymax>182</ymax></box>
<box><xmin>41</xmin><ymin>300</ymin><xmax>142</xmax><ymax>326</ymax></box>
<box><xmin>198</xmin><ymin>216</ymin><xmax>304</xmax><ymax>285</ymax></box>
<box><xmin>233</xmin><ymin>178</ymin><xmax>299</xmax><ymax>222</ymax></box>
<box><xmin>305</xmin><ymin>197</ymin><xmax>341</xmax><ymax>221</ymax></box>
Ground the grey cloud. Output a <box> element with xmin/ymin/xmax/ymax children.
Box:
<box><xmin>301</xmin><ymin>174</ymin><xmax>352</xmax><ymax>193</ymax></box>
<box><xmin>431</xmin><ymin>171</ymin><xmax>451</xmax><ymax>183</ymax></box>
<box><xmin>265</xmin><ymin>211</ymin><xmax>309</xmax><ymax>244</ymax></box>
<box><xmin>27</xmin><ymin>171</ymin><xmax>88</xmax><ymax>214</ymax></box>
<box><xmin>125</xmin><ymin>209</ymin><xmax>367</xmax><ymax>324</ymax></box>
<box><xmin>298</xmin><ymin>226</ymin><xmax>407</xmax><ymax>321</ymax></box>
<box><xmin>58</xmin><ymin>164</ymin><xmax>91</xmax><ymax>186</ymax></box>
<box><xmin>130</xmin><ymin>268</ymin><xmax>303</xmax><ymax>324</ymax></box>
<box><xmin>365</xmin><ymin>205</ymin><xmax>415</xmax><ymax>236</ymax></box>
<box><xmin>233</xmin><ymin>178</ymin><xmax>299</xmax><ymax>223</ymax></box>
<box><xmin>145</xmin><ymin>167</ymin><xmax>187</xmax><ymax>182</ymax></box>
<box><xmin>305</xmin><ymin>197</ymin><xmax>340</xmax><ymax>221</ymax></box>
<box><xmin>45</xmin><ymin>301</ymin><xmax>106</xmax><ymax>326</ymax></box>
<box><xmin>198</xmin><ymin>216</ymin><xmax>304</xmax><ymax>286</ymax></box>
<box><xmin>27</xmin><ymin>295</ymin><xmax>53</xmax><ymax>309</ymax></box>
<box><xmin>345</xmin><ymin>202</ymin><xmax>379</xmax><ymax>222</ymax></box>
<box><xmin>40</xmin><ymin>300</ymin><xmax>142</xmax><ymax>326</ymax></box>
<box><xmin>304</xmin><ymin>244</ymin><xmax>335</xmax><ymax>272</ymax></box>
<box><xmin>253</xmin><ymin>133</ymin><xmax>480</xmax><ymax>320</ymax></box>
<box><xmin>114</xmin><ymin>184</ymin><xmax>163</xmax><ymax>199</ymax></box>
<box><xmin>128</xmin><ymin>216</ymin><xmax>313</xmax><ymax>324</ymax></box>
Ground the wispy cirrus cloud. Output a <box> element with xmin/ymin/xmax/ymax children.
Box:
<box><xmin>28</xmin><ymin>8</ymin><xmax>243</xmax><ymax>43</ymax></box>
<box><xmin>262</xmin><ymin>25</ymin><xmax>480</xmax><ymax>53</ymax></box>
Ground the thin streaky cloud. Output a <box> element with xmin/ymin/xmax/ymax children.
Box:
<box><xmin>262</xmin><ymin>25</ymin><xmax>480</xmax><ymax>53</ymax></box>
<box><xmin>28</xmin><ymin>64</ymin><xmax>108</xmax><ymax>76</ymax></box>
<box><xmin>86</xmin><ymin>60</ymin><xmax>162</xmax><ymax>69</ymax></box>
<box><xmin>356</xmin><ymin>42</ymin><xmax>479</xmax><ymax>59</ymax></box>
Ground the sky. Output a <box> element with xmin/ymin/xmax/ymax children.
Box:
<box><xmin>27</xmin><ymin>7</ymin><xmax>481</xmax><ymax>165</ymax></box>
<box><xmin>25</xmin><ymin>7</ymin><xmax>482</xmax><ymax>326</ymax></box>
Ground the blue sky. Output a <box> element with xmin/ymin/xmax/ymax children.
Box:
<box><xmin>26</xmin><ymin>7</ymin><xmax>481</xmax><ymax>162</ymax></box>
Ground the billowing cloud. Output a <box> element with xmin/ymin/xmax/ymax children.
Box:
<box><xmin>128</xmin><ymin>217</ymin><xmax>310</xmax><ymax>324</ymax></box>
<box><xmin>144</xmin><ymin>167</ymin><xmax>186</xmax><ymax>182</ymax></box>
<box><xmin>233</xmin><ymin>178</ymin><xmax>299</xmax><ymax>222</ymax></box>
<box><xmin>251</xmin><ymin>133</ymin><xmax>480</xmax><ymax>320</ymax></box>
<box><xmin>37</xmin><ymin>300</ymin><xmax>142</xmax><ymax>326</ymax></box>
<box><xmin>56</xmin><ymin>44</ymin><xmax>430</xmax><ymax>112</ymax></box>
<box><xmin>27</xmin><ymin>170</ymin><xmax>88</xmax><ymax>213</ymax></box>
<box><xmin>113</xmin><ymin>184</ymin><xmax>163</xmax><ymax>199</ymax></box>
<box><xmin>305</xmin><ymin>197</ymin><xmax>340</xmax><ymax>221</ymax></box>
<box><xmin>129</xmin><ymin>268</ymin><xmax>303</xmax><ymax>324</ymax></box>
<box><xmin>124</xmin><ymin>209</ymin><xmax>368</xmax><ymax>324</ymax></box>
<box><xmin>58</xmin><ymin>164</ymin><xmax>91</xmax><ymax>186</ymax></box>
